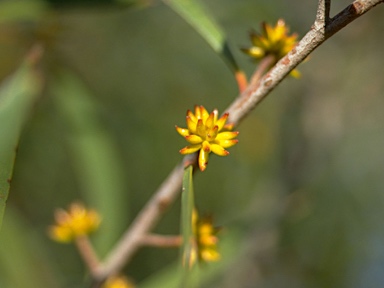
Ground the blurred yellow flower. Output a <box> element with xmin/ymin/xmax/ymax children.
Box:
<box><xmin>48</xmin><ymin>202</ymin><xmax>101</xmax><ymax>243</ymax></box>
<box><xmin>102</xmin><ymin>275</ymin><xmax>135</xmax><ymax>288</ymax></box>
<box><xmin>176</xmin><ymin>105</ymin><xmax>239</xmax><ymax>171</ymax></box>
<box><xmin>242</xmin><ymin>19</ymin><xmax>300</xmax><ymax>77</ymax></box>
<box><xmin>194</xmin><ymin>211</ymin><xmax>221</xmax><ymax>263</ymax></box>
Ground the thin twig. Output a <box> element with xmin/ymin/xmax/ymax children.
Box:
<box><xmin>141</xmin><ymin>234</ymin><xmax>182</xmax><ymax>247</ymax></box>
<box><xmin>248</xmin><ymin>55</ymin><xmax>276</xmax><ymax>89</ymax></box>
<box><xmin>315</xmin><ymin>0</ymin><xmax>332</xmax><ymax>30</ymax></box>
<box><xmin>92</xmin><ymin>0</ymin><xmax>383</xmax><ymax>284</ymax></box>
<box><xmin>75</xmin><ymin>236</ymin><xmax>101</xmax><ymax>277</ymax></box>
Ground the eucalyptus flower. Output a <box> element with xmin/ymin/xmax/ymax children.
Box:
<box><xmin>176</xmin><ymin>105</ymin><xmax>239</xmax><ymax>171</ymax></box>
<box><xmin>242</xmin><ymin>19</ymin><xmax>300</xmax><ymax>77</ymax></box>
<box><xmin>49</xmin><ymin>202</ymin><xmax>101</xmax><ymax>243</ymax></box>
<box><xmin>194</xmin><ymin>213</ymin><xmax>221</xmax><ymax>262</ymax></box>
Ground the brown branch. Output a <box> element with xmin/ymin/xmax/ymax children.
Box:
<box><xmin>325</xmin><ymin>0</ymin><xmax>383</xmax><ymax>38</ymax></box>
<box><xmin>93</xmin><ymin>154</ymin><xmax>196</xmax><ymax>282</ymax></box>
<box><xmin>91</xmin><ymin>0</ymin><xmax>383</xmax><ymax>284</ymax></box>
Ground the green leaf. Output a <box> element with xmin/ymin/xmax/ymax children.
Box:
<box><xmin>0</xmin><ymin>48</ymin><xmax>42</xmax><ymax>230</ymax></box>
<box><xmin>180</xmin><ymin>164</ymin><xmax>196</xmax><ymax>287</ymax></box>
<box><xmin>0</xmin><ymin>206</ymin><xmax>61</xmax><ymax>288</ymax></box>
<box><xmin>51</xmin><ymin>70</ymin><xmax>129</xmax><ymax>256</ymax></box>
<box><xmin>164</xmin><ymin>0</ymin><xmax>239</xmax><ymax>72</ymax></box>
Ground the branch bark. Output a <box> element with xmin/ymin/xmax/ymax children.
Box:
<box><xmin>93</xmin><ymin>154</ymin><xmax>196</xmax><ymax>283</ymax></box>
<box><xmin>91</xmin><ymin>0</ymin><xmax>383</xmax><ymax>284</ymax></box>
<box><xmin>315</xmin><ymin>0</ymin><xmax>331</xmax><ymax>29</ymax></box>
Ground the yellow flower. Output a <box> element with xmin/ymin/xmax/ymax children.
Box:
<box><xmin>48</xmin><ymin>202</ymin><xmax>101</xmax><ymax>243</ymax></box>
<box><xmin>182</xmin><ymin>210</ymin><xmax>221</xmax><ymax>267</ymax></box>
<box><xmin>176</xmin><ymin>105</ymin><xmax>239</xmax><ymax>171</ymax></box>
<box><xmin>102</xmin><ymin>275</ymin><xmax>135</xmax><ymax>288</ymax></box>
<box><xmin>242</xmin><ymin>19</ymin><xmax>300</xmax><ymax>77</ymax></box>
<box><xmin>193</xmin><ymin>211</ymin><xmax>221</xmax><ymax>263</ymax></box>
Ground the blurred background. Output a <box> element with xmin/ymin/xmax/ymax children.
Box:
<box><xmin>0</xmin><ymin>0</ymin><xmax>384</xmax><ymax>287</ymax></box>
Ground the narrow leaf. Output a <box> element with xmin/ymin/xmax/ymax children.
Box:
<box><xmin>180</xmin><ymin>164</ymin><xmax>196</xmax><ymax>287</ymax></box>
<box><xmin>51</xmin><ymin>70</ymin><xmax>128</xmax><ymax>256</ymax></box>
<box><xmin>0</xmin><ymin>47</ymin><xmax>43</xmax><ymax>230</ymax></box>
<box><xmin>163</xmin><ymin>0</ymin><xmax>239</xmax><ymax>72</ymax></box>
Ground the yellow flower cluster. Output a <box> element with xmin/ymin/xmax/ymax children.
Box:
<box><xmin>102</xmin><ymin>275</ymin><xmax>135</xmax><ymax>288</ymax></box>
<box><xmin>242</xmin><ymin>19</ymin><xmax>300</xmax><ymax>77</ymax></box>
<box><xmin>195</xmin><ymin>214</ymin><xmax>220</xmax><ymax>262</ymax></box>
<box><xmin>185</xmin><ymin>210</ymin><xmax>220</xmax><ymax>265</ymax></box>
<box><xmin>176</xmin><ymin>105</ymin><xmax>239</xmax><ymax>171</ymax></box>
<box><xmin>48</xmin><ymin>203</ymin><xmax>101</xmax><ymax>243</ymax></box>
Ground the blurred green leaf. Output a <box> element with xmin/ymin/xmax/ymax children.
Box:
<box><xmin>180</xmin><ymin>165</ymin><xmax>196</xmax><ymax>287</ymax></box>
<box><xmin>0</xmin><ymin>206</ymin><xmax>61</xmax><ymax>288</ymax></box>
<box><xmin>51</xmin><ymin>70</ymin><xmax>129</xmax><ymax>256</ymax></box>
<box><xmin>163</xmin><ymin>0</ymin><xmax>239</xmax><ymax>72</ymax></box>
<box><xmin>0</xmin><ymin>48</ymin><xmax>42</xmax><ymax>230</ymax></box>
<box><xmin>114</xmin><ymin>0</ymin><xmax>148</xmax><ymax>6</ymax></box>
<box><xmin>0</xmin><ymin>0</ymin><xmax>47</xmax><ymax>23</ymax></box>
